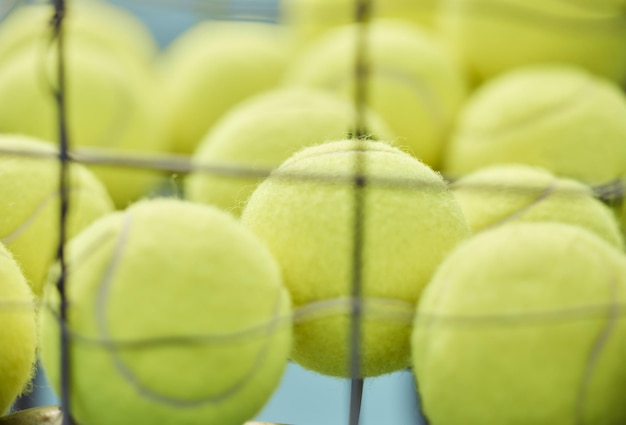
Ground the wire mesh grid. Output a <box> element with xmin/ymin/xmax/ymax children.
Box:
<box><xmin>0</xmin><ymin>0</ymin><xmax>626</xmax><ymax>424</ymax></box>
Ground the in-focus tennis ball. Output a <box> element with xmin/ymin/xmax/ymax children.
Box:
<box><xmin>285</xmin><ymin>20</ymin><xmax>468</xmax><ymax>168</ymax></box>
<box><xmin>186</xmin><ymin>88</ymin><xmax>394</xmax><ymax>216</ymax></box>
<box><xmin>437</xmin><ymin>0</ymin><xmax>626</xmax><ymax>83</ymax></box>
<box><xmin>242</xmin><ymin>140</ymin><xmax>469</xmax><ymax>377</ymax></box>
<box><xmin>413</xmin><ymin>222</ymin><xmax>626</xmax><ymax>424</ymax></box>
<box><xmin>280</xmin><ymin>0</ymin><xmax>438</xmax><ymax>46</ymax></box>
<box><xmin>0</xmin><ymin>0</ymin><xmax>157</xmax><ymax>68</ymax></box>
<box><xmin>0</xmin><ymin>135</ymin><xmax>114</xmax><ymax>297</ymax></box>
<box><xmin>444</xmin><ymin>65</ymin><xmax>626</xmax><ymax>185</ymax></box>
<box><xmin>0</xmin><ymin>243</ymin><xmax>37</xmax><ymax>415</ymax></box>
<box><xmin>159</xmin><ymin>21</ymin><xmax>291</xmax><ymax>155</ymax></box>
<box><xmin>0</xmin><ymin>32</ymin><xmax>168</xmax><ymax>208</ymax></box>
<box><xmin>452</xmin><ymin>164</ymin><xmax>623</xmax><ymax>248</ymax></box>
<box><xmin>39</xmin><ymin>198</ymin><xmax>292</xmax><ymax>425</ymax></box>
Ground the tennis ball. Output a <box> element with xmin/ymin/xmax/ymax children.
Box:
<box><xmin>444</xmin><ymin>65</ymin><xmax>626</xmax><ymax>185</ymax></box>
<box><xmin>452</xmin><ymin>164</ymin><xmax>624</xmax><ymax>248</ymax></box>
<box><xmin>0</xmin><ymin>0</ymin><xmax>157</xmax><ymax>67</ymax></box>
<box><xmin>241</xmin><ymin>139</ymin><xmax>469</xmax><ymax>377</ymax></box>
<box><xmin>0</xmin><ymin>34</ymin><xmax>168</xmax><ymax>208</ymax></box>
<box><xmin>0</xmin><ymin>134</ymin><xmax>114</xmax><ymax>297</ymax></box>
<box><xmin>39</xmin><ymin>198</ymin><xmax>292</xmax><ymax>425</ymax></box>
<box><xmin>159</xmin><ymin>21</ymin><xmax>291</xmax><ymax>155</ymax></box>
<box><xmin>437</xmin><ymin>0</ymin><xmax>626</xmax><ymax>83</ymax></box>
<box><xmin>413</xmin><ymin>222</ymin><xmax>626</xmax><ymax>424</ymax></box>
<box><xmin>285</xmin><ymin>20</ymin><xmax>468</xmax><ymax>168</ymax></box>
<box><xmin>280</xmin><ymin>0</ymin><xmax>438</xmax><ymax>46</ymax></box>
<box><xmin>186</xmin><ymin>88</ymin><xmax>394</xmax><ymax>216</ymax></box>
<box><xmin>0</xmin><ymin>244</ymin><xmax>37</xmax><ymax>415</ymax></box>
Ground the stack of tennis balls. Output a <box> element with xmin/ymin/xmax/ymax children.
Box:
<box><xmin>0</xmin><ymin>134</ymin><xmax>113</xmax><ymax>297</ymax></box>
<box><xmin>39</xmin><ymin>198</ymin><xmax>292</xmax><ymax>425</ymax></box>
<box><xmin>158</xmin><ymin>21</ymin><xmax>292</xmax><ymax>156</ymax></box>
<box><xmin>436</xmin><ymin>0</ymin><xmax>626</xmax><ymax>83</ymax></box>
<box><xmin>186</xmin><ymin>87</ymin><xmax>394</xmax><ymax>215</ymax></box>
<box><xmin>0</xmin><ymin>244</ymin><xmax>37</xmax><ymax>416</ymax></box>
<box><xmin>452</xmin><ymin>164</ymin><xmax>624</xmax><ymax>248</ymax></box>
<box><xmin>285</xmin><ymin>20</ymin><xmax>468</xmax><ymax>169</ymax></box>
<box><xmin>413</xmin><ymin>222</ymin><xmax>626</xmax><ymax>424</ymax></box>
<box><xmin>241</xmin><ymin>139</ymin><xmax>469</xmax><ymax>377</ymax></box>
<box><xmin>0</xmin><ymin>1</ymin><xmax>167</xmax><ymax>208</ymax></box>
<box><xmin>280</xmin><ymin>0</ymin><xmax>439</xmax><ymax>47</ymax></box>
<box><xmin>444</xmin><ymin>65</ymin><xmax>626</xmax><ymax>186</ymax></box>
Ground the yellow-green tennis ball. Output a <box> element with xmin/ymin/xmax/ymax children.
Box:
<box><xmin>241</xmin><ymin>139</ymin><xmax>469</xmax><ymax>377</ymax></box>
<box><xmin>0</xmin><ymin>35</ymin><xmax>168</xmax><ymax>208</ymax></box>
<box><xmin>39</xmin><ymin>198</ymin><xmax>292</xmax><ymax>425</ymax></box>
<box><xmin>413</xmin><ymin>222</ymin><xmax>626</xmax><ymax>425</ymax></box>
<box><xmin>0</xmin><ymin>0</ymin><xmax>157</xmax><ymax>67</ymax></box>
<box><xmin>160</xmin><ymin>21</ymin><xmax>291</xmax><ymax>155</ymax></box>
<box><xmin>0</xmin><ymin>135</ymin><xmax>114</xmax><ymax>297</ymax></box>
<box><xmin>0</xmin><ymin>243</ymin><xmax>37</xmax><ymax>415</ymax></box>
<box><xmin>186</xmin><ymin>88</ymin><xmax>394</xmax><ymax>216</ymax></box>
<box><xmin>285</xmin><ymin>20</ymin><xmax>468</xmax><ymax>169</ymax></box>
<box><xmin>280</xmin><ymin>0</ymin><xmax>438</xmax><ymax>46</ymax></box>
<box><xmin>452</xmin><ymin>164</ymin><xmax>624</xmax><ymax>248</ymax></box>
<box><xmin>444</xmin><ymin>65</ymin><xmax>626</xmax><ymax>185</ymax></box>
<box><xmin>437</xmin><ymin>0</ymin><xmax>626</xmax><ymax>83</ymax></box>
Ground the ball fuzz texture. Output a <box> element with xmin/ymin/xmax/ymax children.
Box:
<box><xmin>413</xmin><ymin>222</ymin><xmax>626</xmax><ymax>425</ymax></box>
<box><xmin>444</xmin><ymin>65</ymin><xmax>626</xmax><ymax>185</ymax></box>
<box><xmin>0</xmin><ymin>135</ymin><xmax>113</xmax><ymax>297</ymax></box>
<box><xmin>39</xmin><ymin>199</ymin><xmax>292</xmax><ymax>425</ymax></box>
<box><xmin>451</xmin><ymin>164</ymin><xmax>623</xmax><ymax>248</ymax></box>
<box><xmin>0</xmin><ymin>243</ymin><xmax>37</xmax><ymax>415</ymax></box>
<box><xmin>241</xmin><ymin>140</ymin><xmax>469</xmax><ymax>377</ymax></box>
<box><xmin>186</xmin><ymin>88</ymin><xmax>393</xmax><ymax>216</ymax></box>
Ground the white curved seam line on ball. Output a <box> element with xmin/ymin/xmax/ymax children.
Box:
<box><xmin>573</xmin><ymin>265</ymin><xmax>620</xmax><ymax>424</ymax></box>
<box><xmin>464</xmin><ymin>80</ymin><xmax>593</xmax><ymax>141</ymax></box>
<box><xmin>1</xmin><ymin>186</ymin><xmax>83</xmax><ymax>244</ymax></box>
<box><xmin>486</xmin><ymin>178</ymin><xmax>558</xmax><ymax>229</ymax></box>
<box><xmin>94</xmin><ymin>211</ymin><xmax>288</xmax><ymax>406</ymax></box>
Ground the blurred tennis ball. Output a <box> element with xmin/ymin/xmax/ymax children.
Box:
<box><xmin>437</xmin><ymin>0</ymin><xmax>626</xmax><ymax>83</ymax></box>
<box><xmin>0</xmin><ymin>35</ymin><xmax>168</xmax><ymax>208</ymax></box>
<box><xmin>0</xmin><ymin>0</ymin><xmax>157</xmax><ymax>68</ymax></box>
<box><xmin>39</xmin><ymin>198</ymin><xmax>292</xmax><ymax>425</ymax></box>
<box><xmin>452</xmin><ymin>164</ymin><xmax>623</xmax><ymax>248</ymax></box>
<box><xmin>280</xmin><ymin>0</ymin><xmax>439</xmax><ymax>46</ymax></box>
<box><xmin>242</xmin><ymin>139</ymin><xmax>469</xmax><ymax>377</ymax></box>
<box><xmin>0</xmin><ymin>244</ymin><xmax>37</xmax><ymax>415</ymax></box>
<box><xmin>159</xmin><ymin>21</ymin><xmax>291</xmax><ymax>155</ymax></box>
<box><xmin>186</xmin><ymin>87</ymin><xmax>394</xmax><ymax>215</ymax></box>
<box><xmin>413</xmin><ymin>222</ymin><xmax>626</xmax><ymax>424</ymax></box>
<box><xmin>285</xmin><ymin>20</ymin><xmax>468</xmax><ymax>169</ymax></box>
<box><xmin>444</xmin><ymin>65</ymin><xmax>626</xmax><ymax>185</ymax></box>
<box><xmin>0</xmin><ymin>135</ymin><xmax>113</xmax><ymax>297</ymax></box>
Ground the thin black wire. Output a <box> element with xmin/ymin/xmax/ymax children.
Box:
<box><xmin>0</xmin><ymin>145</ymin><xmax>621</xmax><ymax>203</ymax></box>
<box><xmin>348</xmin><ymin>0</ymin><xmax>372</xmax><ymax>424</ymax></box>
<box><xmin>50</xmin><ymin>1</ymin><xmax>72</xmax><ymax>424</ymax></box>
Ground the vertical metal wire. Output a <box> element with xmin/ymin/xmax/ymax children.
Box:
<box><xmin>349</xmin><ymin>1</ymin><xmax>371</xmax><ymax>424</ymax></box>
<box><xmin>50</xmin><ymin>1</ymin><xmax>72</xmax><ymax>424</ymax></box>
